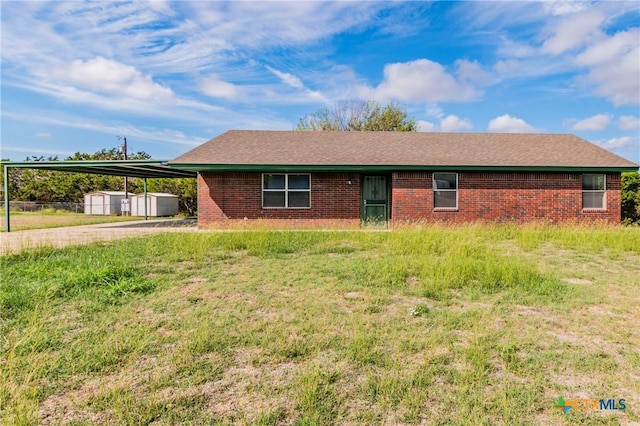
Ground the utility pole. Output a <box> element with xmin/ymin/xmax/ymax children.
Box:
<box><xmin>120</xmin><ymin>137</ymin><xmax>128</xmax><ymax>200</ymax></box>
<box><xmin>117</xmin><ymin>136</ymin><xmax>130</xmax><ymax>216</ymax></box>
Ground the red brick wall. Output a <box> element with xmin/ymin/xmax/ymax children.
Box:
<box><xmin>198</xmin><ymin>171</ymin><xmax>622</xmax><ymax>226</ymax></box>
<box><xmin>198</xmin><ymin>172</ymin><xmax>361</xmax><ymax>227</ymax></box>
<box><xmin>391</xmin><ymin>172</ymin><xmax>622</xmax><ymax>224</ymax></box>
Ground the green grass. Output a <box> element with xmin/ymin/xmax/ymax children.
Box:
<box><xmin>0</xmin><ymin>208</ymin><xmax>143</xmax><ymax>231</ymax></box>
<box><xmin>1</xmin><ymin>225</ymin><xmax>639</xmax><ymax>425</ymax></box>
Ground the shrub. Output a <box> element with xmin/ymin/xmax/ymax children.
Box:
<box><xmin>622</xmin><ymin>171</ymin><xmax>640</xmax><ymax>225</ymax></box>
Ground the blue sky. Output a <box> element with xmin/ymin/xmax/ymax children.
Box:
<box><xmin>1</xmin><ymin>1</ymin><xmax>639</xmax><ymax>163</ymax></box>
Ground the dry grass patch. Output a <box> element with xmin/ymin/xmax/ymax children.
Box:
<box><xmin>1</xmin><ymin>225</ymin><xmax>639</xmax><ymax>425</ymax></box>
<box><xmin>1</xmin><ymin>210</ymin><xmax>141</xmax><ymax>231</ymax></box>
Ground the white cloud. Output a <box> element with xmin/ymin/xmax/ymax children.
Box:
<box><xmin>62</xmin><ymin>57</ymin><xmax>175</xmax><ymax>103</ymax></box>
<box><xmin>575</xmin><ymin>29</ymin><xmax>640</xmax><ymax>106</ymax></box>
<box><xmin>186</xmin><ymin>2</ymin><xmax>385</xmax><ymax>49</ymax></box>
<box><xmin>572</xmin><ymin>114</ymin><xmax>611</xmax><ymax>131</ymax></box>
<box><xmin>417</xmin><ymin>120</ymin><xmax>437</xmax><ymax>132</ymax></box>
<box><xmin>541</xmin><ymin>10</ymin><xmax>604</xmax><ymax>55</ymax></box>
<box><xmin>487</xmin><ymin>114</ymin><xmax>536</xmax><ymax>133</ymax></box>
<box><xmin>455</xmin><ymin>59</ymin><xmax>494</xmax><ymax>86</ymax></box>
<box><xmin>200</xmin><ymin>75</ymin><xmax>240</xmax><ymax>100</ymax></box>
<box><xmin>426</xmin><ymin>104</ymin><xmax>444</xmax><ymax>119</ymax></box>
<box><xmin>356</xmin><ymin>59</ymin><xmax>482</xmax><ymax>103</ymax></box>
<box><xmin>496</xmin><ymin>37</ymin><xmax>536</xmax><ymax>59</ymax></box>
<box><xmin>619</xmin><ymin>116</ymin><xmax>640</xmax><ymax>130</ymax></box>
<box><xmin>493</xmin><ymin>59</ymin><xmax>522</xmax><ymax>76</ymax></box>
<box><xmin>266</xmin><ymin>66</ymin><xmax>305</xmax><ymax>89</ymax></box>
<box><xmin>3</xmin><ymin>110</ymin><xmax>204</xmax><ymax>147</ymax></box>
<box><xmin>530</xmin><ymin>5</ymin><xmax>640</xmax><ymax>107</ymax></box>
<box><xmin>574</xmin><ymin>29</ymin><xmax>638</xmax><ymax>67</ymax></box>
<box><xmin>35</xmin><ymin>132</ymin><xmax>51</xmax><ymax>138</ymax></box>
<box><xmin>440</xmin><ymin>115</ymin><xmax>473</xmax><ymax>132</ymax></box>
<box><xmin>453</xmin><ymin>2</ymin><xmax>546</xmax><ymax>31</ymax></box>
<box><xmin>4</xmin><ymin>103</ymin><xmax>294</xmax><ymax>145</ymax></box>
<box><xmin>444</xmin><ymin>2</ymin><xmax>640</xmax><ymax>112</ymax></box>
<box><xmin>9</xmin><ymin>78</ymin><xmax>185</xmax><ymax>119</ymax></box>
<box><xmin>260</xmin><ymin>65</ymin><xmax>330</xmax><ymax>103</ymax></box>
<box><xmin>0</xmin><ymin>1</ymin><xmax>384</xmax><ymax>115</ymax></box>
<box><xmin>416</xmin><ymin>114</ymin><xmax>472</xmax><ymax>132</ymax></box>
<box><xmin>595</xmin><ymin>137</ymin><xmax>637</xmax><ymax>150</ymax></box>
<box><xmin>542</xmin><ymin>1</ymin><xmax>587</xmax><ymax>16</ymax></box>
<box><xmin>0</xmin><ymin>1</ymin><xmax>387</xmax><ymax>75</ymax></box>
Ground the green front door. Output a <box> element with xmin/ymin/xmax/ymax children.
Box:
<box><xmin>362</xmin><ymin>175</ymin><xmax>388</xmax><ymax>225</ymax></box>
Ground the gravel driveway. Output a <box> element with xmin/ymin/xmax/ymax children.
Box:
<box><xmin>0</xmin><ymin>219</ymin><xmax>198</xmax><ymax>255</ymax></box>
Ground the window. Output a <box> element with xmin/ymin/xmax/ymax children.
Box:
<box><xmin>262</xmin><ymin>174</ymin><xmax>311</xmax><ymax>208</ymax></box>
<box><xmin>433</xmin><ymin>173</ymin><xmax>458</xmax><ymax>209</ymax></box>
<box><xmin>582</xmin><ymin>174</ymin><xmax>605</xmax><ymax>209</ymax></box>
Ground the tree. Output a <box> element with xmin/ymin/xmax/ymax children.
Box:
<box><xmin>622</xmin><ymin>171</ymin><xmax>640</xmax><ymax>224</ymax></box>
<box><xmin>67</xmin><ymin>148</ymin><xmax>151</xmax><ymax>161</ymax></box>
<box><xmin>296</xmin><ymin>100</ymin><xmax>417</xmax><ymax>131</ymax></box>
<box><xmin>61</xmin><ymin>148</ymin><xmax>152</xmax><ymax>201</ymax></box>
<box><xmin>8</xmin><ymin>156</ymin><xmax>69</xmax><ymax>203</ymax></box>
<box><xmin>147</xmin><ymin>178</ymin><xmax>197</xmax><ymax>216</ymax></box>
<box><xmin>0</xmin><ymin>159</ymin><xmax>16</xmax><ymax>204</ymax></box>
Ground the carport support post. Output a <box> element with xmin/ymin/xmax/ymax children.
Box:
<box><xmin>4</xmin><ymin>165</ymin><xmax>10</xmax><ymax>233</ymax></box>
<box><xmin>144</xmin><ymin>178</ymin><xmax>148</xmax><ymax>220</ymax></box>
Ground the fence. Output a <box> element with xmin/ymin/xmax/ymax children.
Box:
<box><xmin>0</xmin><ymin>201</ymin><xmax>85</xmax><ymax>214</ymax></box>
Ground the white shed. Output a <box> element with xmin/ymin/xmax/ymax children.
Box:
<box><xmin>130</xmin><ymin>193</ymin><xmax>179</xmax><ymax>217</ymax></box>
<box><xmin>84</xmin><ymin>191</ymin><xmax>134</xmax><ymax>215</ymax></box>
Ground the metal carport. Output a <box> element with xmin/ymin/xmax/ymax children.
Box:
<box><xmin>1</xmin><ymin>160</ymin><xmax>196</xmax><ymax>232</ymax></box>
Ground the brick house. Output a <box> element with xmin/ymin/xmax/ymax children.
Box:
<box><xmin>170</xmin><ymin>131</ymin><xmax>638</xmax><ymax>227</ymax></box>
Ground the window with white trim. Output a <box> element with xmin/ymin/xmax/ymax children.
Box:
<box><xmin>433</xmin><ymin>173</ymin><xmax>458</xmax><ymax>209</ymax></box>
<box><xmin>582</xmin><ymin>174</ymin><xmax>605</xmax><ymax>209</ymax></box>
<box><xmin>262</xmin><ymin>174</ymin><xmax>311</xmax><ymax>208</ymax></box>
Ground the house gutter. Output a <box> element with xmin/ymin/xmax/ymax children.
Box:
<box><xmin>168</xmin><ymin>164</ymin><xmax>639</xmax><ymax>173</ymax></box>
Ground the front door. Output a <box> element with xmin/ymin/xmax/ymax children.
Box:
<box><xmin>362</xmin><ymin>175</ymin><xmax>388</xmax><ymax>225</ymax></box>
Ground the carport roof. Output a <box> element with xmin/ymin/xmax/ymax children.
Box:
<box><xmin>1</xmin><ymin>160</ymin><xmax>196</xmax><ymax>178</ymax></box>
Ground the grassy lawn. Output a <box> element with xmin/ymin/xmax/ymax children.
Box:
<box><xmin>0</xmin><ymin>209</ymin><xmax>144</xmax><ymax>232</ymax></box>
<box><xmin>1</xmin><ymin>225</ymin><xmax>639</xmax><ymax>425</ymax></box>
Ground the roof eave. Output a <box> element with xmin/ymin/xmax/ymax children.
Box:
<box><xmin>168</xmin><ymin>163</ymin><xmax>639</xmax><ymax>173</ymax></box>
<box><xmin>1</xmin><ymin>160</ymin><xmax>197</xmax><ymax>178</ymax></box>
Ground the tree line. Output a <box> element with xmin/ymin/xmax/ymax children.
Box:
<box><xmin>1</xmin><ymin>148</ymin><xmax>197</xmax><ymax>215</ymax></box>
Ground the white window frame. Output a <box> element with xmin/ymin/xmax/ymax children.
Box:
<box><xmin>582</xmin><ymin>174</ymin><xmax>606</xmax><ymax>210</ymax></box>
<box><xmin>262</xmin><ymin>173</ymin><xmax>311</xmax><ymax>209</ymax></box>
<box><xmin>433</xmin><ymin>172</ymin><xmax>458</xmax><ymax>210</ymax></box>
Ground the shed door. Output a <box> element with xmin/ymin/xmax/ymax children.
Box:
<box><xmin>362</xmin><ymin>175</ymin><xmax>388</xmax><ymax>225</ymax></box>
<box><xmin>91</xmin><ymin>195</ymin><xmax>105</xmax><ymax>215</ymax></box>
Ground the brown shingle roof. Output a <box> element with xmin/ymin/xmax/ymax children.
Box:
<box><xmin>170</xmin><ymin>130</ymin><xmax>638</xmax><ymax>169</ymax></box>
